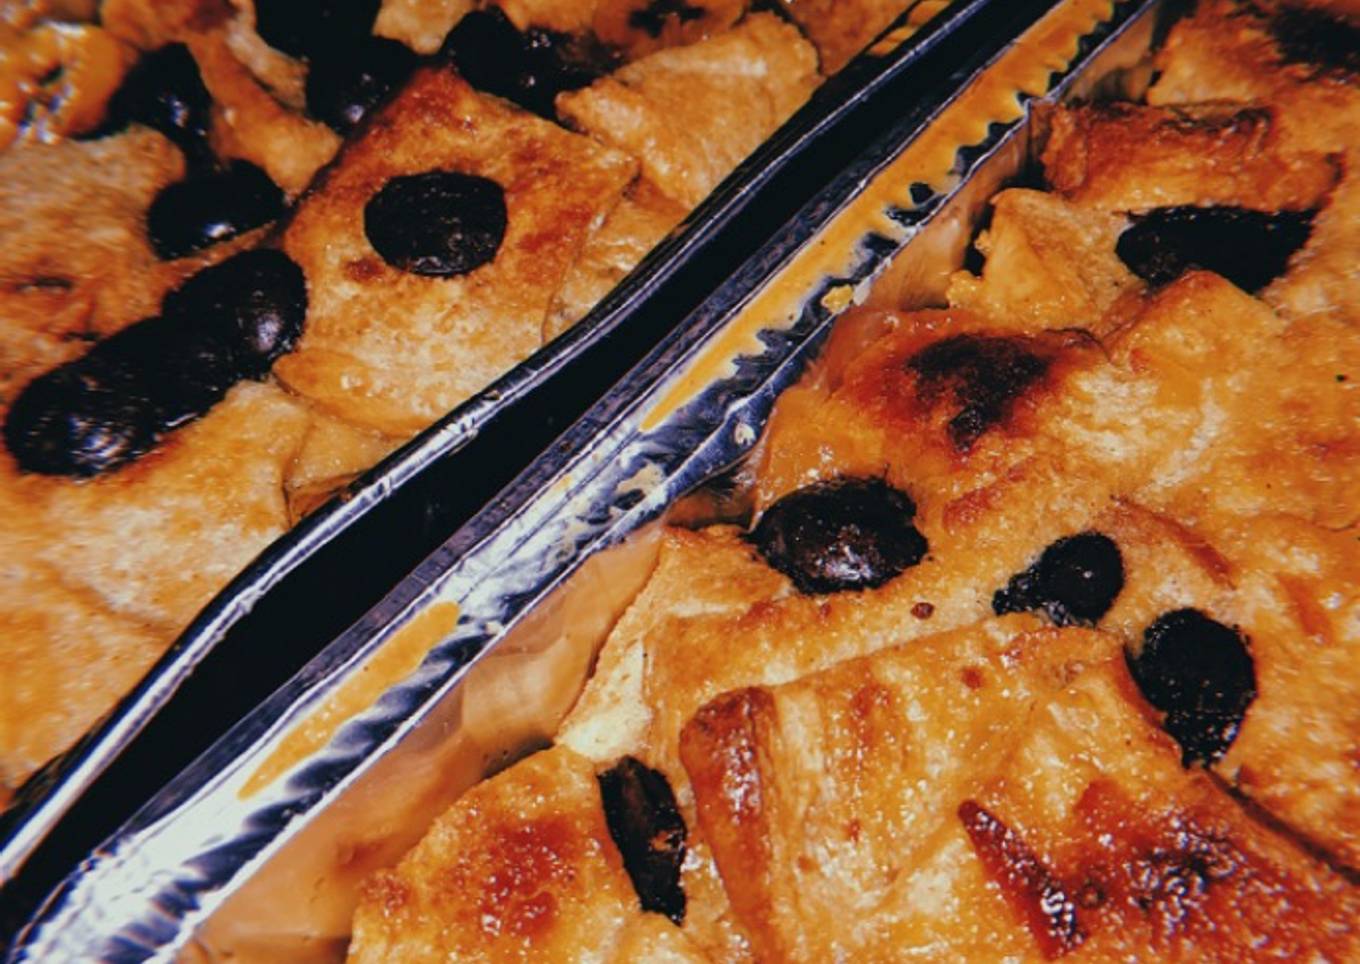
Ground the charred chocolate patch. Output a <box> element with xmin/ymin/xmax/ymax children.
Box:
<box><xmin>364</xmin><ymin>171</ymin><xmax>507</xmax><ymax>277</ymax></box>
<box><xmin>1127</xmin><ymin>609</ymin><xmax>1257</xmax><ymax>767</ymax></box>
<box><xmin>906</xmin><ymin>334</ymin><xmax>1052</xmax><ymax>451</ymax></box>
<box><xmin>1116</xmin><ymin>206</ymin><xmax>1314</xmax><ymax>293</ymax></box>
<box><xmin>598</xmin><ymin>756</ymin><xmax>687</xmax><ymax>924</ymax></box>
<box><xmin>1269</xmin><ymin>6</ymin><xmax>1360</xmax><ymax>76</ymax></box>
<box><xmin>630</xmin><ymin>0</ymin><xmax>706</xmax><ymax>37</ymax></box>
<box><xmin>751</xmin><ymin>477</ymin><xmax>928</xmax><ymax>594</ymax></box>
<box><xmin>441</xmin><ymin>9</ymin><xmax>621</xmax><ymax>118</ymax></box>
<box><xmin>959</xmin><ymin>801</ymin><xmax>1086</xmax><ymax>957</ymax></box>
<box><xmin>993</xmin><ymin>532</ymin><xmax>1124</xmax><ymax>627</ymax></box>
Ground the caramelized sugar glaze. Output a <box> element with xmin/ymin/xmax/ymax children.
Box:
<box><xmin>350</xmin><ymin>0</ymin><xmax>1360</xmax><ymax>960</ymax></box>
<box><xmin>0</xmin><ymin>0</ymin><xmax>930</xmax><ymax>800</ymax></box>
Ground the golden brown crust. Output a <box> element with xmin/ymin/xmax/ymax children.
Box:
<box><xmin>0</xmin><ymin>128</ymin><xmax>190</xmax><ymax>386</ymax></box>
<box><xmin>685</xmin><ymin>651</ymin><xmax>1360</xmax><ymax>961</ymax></box>
<box><xmin>0</xmin><ymin>382</ymin><xmax>310</xmax><ymax>789</ymax></box>
<box><xmin>774</xmin><ymin>0</ymin><xmax>917</xmax><ymax>74</ymax></box>
<box><xmin>0</xmin><ymin>561</ymin><xmax>162</xmax><ymax>794</ymax></box>
<box><xmin>348</xmin><ymin>745</ymin><xmax>670</xmax><ymax>963</ymax></box>
<box><xmin>944</xmin><ymin>188</ymin><xmax>1143</xmax><ymax>335</ymax></box>
<box><xmin>556</xmin><ymin>13</ymin><xmax>819</xmax><ymax>208</ymax></box>
<box><xmin>1101</xmin><ymin>506</ymin><xmax>1360</xmax><ymax>870</ymax></box>
<box><xmin>187</xmin><ymin>30</ymin><xmax>340</xmax><ymax>196</ymax></box>
<box><xmin>680</xmin><ymin>617</ymin><xmax>1114</xmax><ymax>962</ymax></box>
<box><xmin>1040</xmin><ymin>101</ymin><xmax>1339</xmax><ymax>212</ymax></box>
<box><xmin>1148</xmin><ymin>0</ymin><xmax>1360</xmax><ymax>158</ymax></box>
<box><xmin>1266</xmin><ymin>155</ymin><xmax>1360</xmax><ymax>321</ymax></box>
<box><xmin>374</xmin><ymin>0</ymin><xmax>474</xmax><ymax>54</ymax></box>
<box><xmin>275</xmin><ymin>65</ymin><xmax>635</xmax><ymax>437</ymax></box>
<box><xmin>544</xmin><ymin>179</ymin><xmax>687</xmax><ymax>339</ymax></box>
<box><xmin>0</xmin><ymin>382</ymin><xmax>308</xmax><ymax>629</ymax></box>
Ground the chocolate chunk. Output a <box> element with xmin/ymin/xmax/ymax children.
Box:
<box><xmin>305</xmin><ymin>36</ymin><xmax>418</xmax><ymax>134</ymax></box>
<box><xmin>993</xmin><ymin>532</ymin><xmax>1124</xmax><ymax>627</ymax></box>
<box><xmin>163</xmin><ymin>249</ymin><xmax>309</xmax><ymax>378</ymax></box>
<box><xmin>752</xmin><ymin>477</ymin><xmax>928</xmax><ymax>594</ymax></box>
<box><xmin>440</xmin><ymin>9</ymin><xmax>620</xmax><ymax>118</ymax></box>
<box><xmin>598</xmin><ymin>757</ymin><xmax>687</xmax><ymax>924</ymax></box>
<box><xmin>907</xmin><ymin>334</ymin><xmax>1052</xmax><ymax>452</ymax></box>
<box><xmin>5</xmin><ymin>250</ymin><xmax>305</xmax><ymax>475</ymax></box>
<box><xmin>254</xmin><ymin>0</ymin><xmax>381</xmax><ymax>60</ymax></box>
<box><xmin>147</xmin><ymin>161</ymin><xmax>285</xmax><ymax>260</ymax></box>
<box><xmin>103</xmin><ymin>43</ymin><xmax>213</xmax><ymax>165</ymax></box>
<box><xmin>364</xmin><ymin>170</ymin><xmax>507</xmax><ymax>277</ymax></box>
<box><xmin>1269</xmin><ymin>6</ymin><xmax>1360</xmax><ymax>76</ymax></box>
<box><xmin>4</xmin><ymin>357</ymin><xmax>158</xmax><ymax>476</ymax></box>
<box><xmin>630</xmin><ymin>0</ymin><xmax>706</xmax><ymax>38</ymax></box>
<box><xmin>1126</xmin><ymin>609</ymin><xmax>1257</xmax><ymax>767</ymax></box>
<box><xmin>1116</xmin><ymin>206</ymin><xmax>1314</xmax><ymax>293</ymax></box>
<box><xmin>91</xmin><ymin>317</ymin><xmax>239</xmax><ymax>428</ymax></box>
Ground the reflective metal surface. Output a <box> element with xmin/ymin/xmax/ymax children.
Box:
<box><xmin>0</xmin><ymin>0</ymin><xmax>992</xmax><ymax>914</ymax></box>
<box><xmin>8</xmin><ymin>0</ymin><xmax>1171</xmax><ymax>958</ymax></box>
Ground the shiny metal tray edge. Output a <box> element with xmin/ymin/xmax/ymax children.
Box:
<box><xmin>0</xmin><ymin>0</ymin><xmax>993</xmax><ymax>899</ymax></box>
<box><xmin>9</xmin><ymin>0</ymin><xmax>1167</xmax><ymax>958</ymax></box>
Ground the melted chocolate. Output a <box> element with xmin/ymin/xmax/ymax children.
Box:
<box><xmin>751</xmin><ymin>477</ymin><xmax>928</xmax><ymax>594</ymax></box>
<box><xmin>1126</xmin><ymin>609</ymin><xmax>1257</xmax><ymax>767</ymax></box>
<box><xmin>364</xmin><ymin>171</ymin><xmax>507</xmax><ymax>277</ymax></box>
<box><xmin>1116</xmin><ymin>206</ymin><xmax>1314</xmax><ymax>293</ymax></box>
<box><xmin>993</xmin><ymin>532</ymin><xmax>1125</xmax><ymax>627</ymax></box>
<box><xmin>598</xmin><ymin>757</ymin><xmax>687</xmax><ymax>923</ymax></box>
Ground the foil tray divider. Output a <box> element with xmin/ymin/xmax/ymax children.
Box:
<box><xmin>8</xmin><ymin>0</ymin><xmax>1169</xmax><ymax>958</ymax></box>
<box><xmin>0</xmin><ymin>0</ymin><xmax>994</xmax><ymax>911</ymax></box>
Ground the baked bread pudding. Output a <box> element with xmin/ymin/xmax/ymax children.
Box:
<box><xmin>348</xmin><ymin>0</ymin><xmax>1360</xmax><ymax>959</ymax></box>
<box><xmin>0</xmin><ymin>0</ymin><xmax>943</xmax><ymax>800</ymax></box>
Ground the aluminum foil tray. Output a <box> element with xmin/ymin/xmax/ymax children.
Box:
<box><xmin>0</xmin><ymin>0</ymin><xmax>994</xmax><ymax>920</ymax></box>
<box><xmin>8</xmin><ymin>0</ymin><xmax>1170</xmax><ymax>958</ymax></box>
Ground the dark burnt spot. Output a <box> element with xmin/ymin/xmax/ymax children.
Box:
<box><xmin>993</xmin><ymin>532</ymin><xmax>1124</xmax><ymax>627</ymax></box>
<box><xmin>441</xmin><ymin>9</ymin><xmax>621</xmax><ymax>118</ymax></box>
<box><xmin>906</xmin><ymin>334</ymin><xmax>1052</xmax><ymax>451</ymax></box>
<box><xmin>1126</xmin><ymin>609</ymin><xmax>1257</xmax><ymax>767</ymax></box>
<box><xmin>598</xmin><ymin>757</ymin><xmax>687</xmax><ymax>924</ymax></box>
<box><xmin>630</xmin><ymin>0</ymin><xmax>706</xmax><ymax>37</ymax></box>
<box><xmin>364</xmin><ymin>171</ymin><xmax>507</xmax><ymax>277</ymax></box>
<box><xmin>1125</xmin><ymin>829</ymin><xmax>1240</xmax><ymax>924</ymax></box>
<box><xmin>1269</xmin><ymin>6</ymin><xmax>1360</xmax><ymax>76</ymax></box>
<box><xmin>959</xmin><ymin>801</ymin><xmax>1086</xmax><ymax>957</ymax></box>
<box><xmin>1116</xmin><ymin>206</ymin><xmax>1315</xmax><ymax>293</ymax></box>
<box><xmin>751</xmin><ymin>477</ymin><xmax>928</xmax><ymax>594</ymax></box>
<box><xmin>912</xmin><ymin>601</ymin><xmax>935</xmax><ymax>619</ymax></box>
